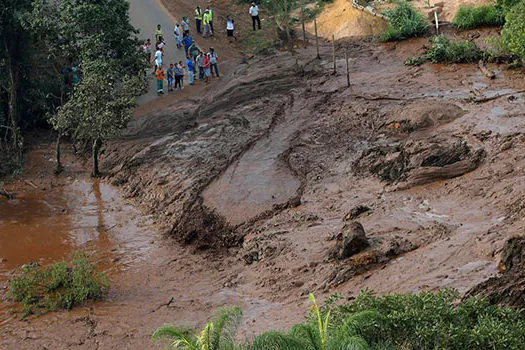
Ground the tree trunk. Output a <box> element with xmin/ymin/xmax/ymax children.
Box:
<box><xmin>55</xmin><ymin>134</ymin><xmax>63</xmax><ymax>174</ymax></box>
<box><xmin>91</xmin><ymin>139</ymin><xmax>102</xmax><ymax>177</ymax></box>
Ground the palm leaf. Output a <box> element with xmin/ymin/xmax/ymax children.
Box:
<box><xmin>251</xmin><ymin>331</ymin><xmax>307</xmax><ymax>349</ymax></box>
<box><xmin>151</xmin><ymin>325</ymin><xmax>198</xmax><ymax>349</ymax></box>
<box><xmin>290</xmin><ymin>324</ymin><xmax>320</xmax><ymax>350</ymax></box>
<box><xmin>210</xmin><ymin>306</ymin><xmax>243</xmax><ymax>349</ymax></box>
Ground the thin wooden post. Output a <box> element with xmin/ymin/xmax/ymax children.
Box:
<box><xmin>314</xmin><ymin>18</ymin><xmax>320</xmax><ymax>59</ymax></box>
<box><xmin>434</xmin><ymin>11</ymin><xmax>439</xmax><ymax>34</ymax></box>
<box><xmin>301</xmin><ymin>8</ymin><xmax>305</xmax><ymax>41</ymax></box>
<box><xmin>332</xmin><ymin>34</ymin><xmax>336</xmax><ymax>73</ymax></box>
<box><xmin>345</xmin><ymin>51</ymin><xmax>350</xmax><ymax>87</ymax></box>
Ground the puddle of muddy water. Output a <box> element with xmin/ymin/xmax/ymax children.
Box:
<box><xmin>0</xmin><ymin>179</ymin><xmax>155</xmax><ymax>301</ymax></box>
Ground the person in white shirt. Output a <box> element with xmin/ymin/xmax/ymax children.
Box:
<box><xmin>249</xmin><ymin>2</ymin><xmax>261</xmax><ymax>31</ymax></box>
<box><xmin>226</xmin><ymin>16</ymin><xmax>236</xmax><ymax>41</ymax></box>
<box><xmin>154</xmin><ymin>48</ymin><xmax>163</xmax><ymax>73</ymax></box>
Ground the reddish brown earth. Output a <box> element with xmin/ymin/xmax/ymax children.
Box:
<box><xmin>2</xmin><ymin>15</ymin><xmax>525</xmax><ymax>350</ymax></box>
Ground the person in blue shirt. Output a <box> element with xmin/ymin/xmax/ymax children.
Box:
<box><xmin>182</xmin><ymin>35</ymin><xmax>193</xmax><ymax>56</ymax></box>
<box><xmin>186</xmin><ymin>56</ymin><xmax>195</xmax><ymax>85</ymax></box>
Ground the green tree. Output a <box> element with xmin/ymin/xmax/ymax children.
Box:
<box><xmin>0</xmin><ymin>0</ymin><xmax>34</xmax><ymax>174</ymax></box>
<box><xmin>51</xmin><ymin>59</ymin><xmax>143</xmax><ymax>177</ymax></box>
<box><xmin>24</xmin><ymin>0</ymin><xmax>146</xmax><ymax>175</ymax></box>
<box><xmin>152</xmin><ymin>306</ymin><xmax>243</xmax><ymax>350</ymax></box>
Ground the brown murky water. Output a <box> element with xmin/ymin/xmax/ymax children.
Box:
<box><xmin>0</xmin><ymin>180</ymin><xmax>155</xmax><ymax>316</ymax></box>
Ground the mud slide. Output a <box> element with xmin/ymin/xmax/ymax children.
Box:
<box><xmin>202</xmin><ymin>99</ymin><xmax>302</xmax><ymax>225</ymax></box>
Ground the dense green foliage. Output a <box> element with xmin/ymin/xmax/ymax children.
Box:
<box><xmin>381</xmin><ymin>2</ymin><xmax>429</xmax><ymax>42</ymax></box>
<box><xmin>152</xmin><ymin>306</ymin><xmax>243</xmax><ymax>349</ymax></box>
<box><xmin>153</xmin><ymin>291</ymin><xmax>525</xmax><ymax>349</ymax></box>
<box><xmin>425</xmin><ymin>35</ymin><xmax>482</xmax><ymax>63</ymax></box>
<box><xmin>0</xmin><ymin>0</ymin><xmax>146</xmax><ymax>176</ymax></box>
<box><xmin>501</xmin><ymin>0</ymin><xmax>525</xmax><ymax>64</ymax></box>
<box><xmin>8</xmin><ymin>253</ymin><xmax>109</xmax><ymax>319</ymax></box>
<box><xmin>452</xmin><ymin>5</ymin><xmax>504</xmax><ymax>29</ymax></box>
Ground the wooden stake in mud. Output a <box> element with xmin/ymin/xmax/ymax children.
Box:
<box><xmin>332</xmin><ymin>34</ymin><xmax>336</xmax><ymax>73</ymax></box>
<box><xmin>434</xmin><ymin>11</ymin><xmax>439</xmax><ymax>34</ymax></box>
<box><xmin>301</xmin><ymin>5</ymin><xmax>307</xmax><ymax>43</ymax></box>
<box><xmin>345</xmin><ymin>51</ymin><xmax>350</xmax><ymax>87</ymax></box>
<box><xmin>314</xmin><ymin>18</ymin><xmax>320</xmax><ymax>59</ymax></box>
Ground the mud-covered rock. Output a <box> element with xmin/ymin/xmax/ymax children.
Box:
<box><xmin>466</xmin><ymin>236</ymin><xmax>525</xmax><ymax>310</ymax></box>
<box><xmin>354</xmin><ymin>138</ymin><xmax>485</xmax><ymax>188</ymax></box>
<box><xmin>330</xmin><ymin>221</ymin><xmax>369</xmax><ymax>260</ymax></box>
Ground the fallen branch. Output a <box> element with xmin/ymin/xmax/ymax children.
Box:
<box><xmin>474</xmin><ymin>89</ymin><xmax>525</xmax><ymax>103</ymax></box>
<box><xmin>24</xmin><ymin>180</ymin><xmax>39</xmax><ymax>190</ymax></box>
<box><xmin>149</xmin><ymin>296</ymin><xmax>175</xmax><ymax>313</ymax></box>
<box><xmin>478</xmin><ymin>60</ymin><xmax>496</xmax><ymax>79</ymax></box>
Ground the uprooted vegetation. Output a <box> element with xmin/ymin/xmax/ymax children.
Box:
<box><xmin>153</xmin><ymin>291</ymin><xmax>525</xmax><ymax>349</ymax></box>
<box><xmin>7</xmin><ymin>253</ymin><xmax>109</xmax><ymax>319</ymax></box>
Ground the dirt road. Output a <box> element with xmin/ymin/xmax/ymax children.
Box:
<box><xmin>129</xmin><ymin>0</ymin><xmax>186</xmax><ymax>104</ymax></box>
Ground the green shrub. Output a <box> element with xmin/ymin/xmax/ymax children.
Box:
<box><xmin>322</xmin><ymin>290</ymin><xmax>525</xmax><ymax>349</ymax></box>
<box><xmin>453</xmin><ymin>5</ymin><xmax>504</xmax><ymax>30</ymax></box>
<box><xmin>501</xmin><ymin>0</ymin><xmax>525</xmax><ymax>64</ymax></box>
<box><xmin>425</xmin><ymin>34</ymin><xmax>482</xmax><ymax>63</ymax></box>
<box><xmin>153</xmin><ymin>291</ymin><xmax>525</xmax><ymax>349</ymax></box>
<box><xmin>8</xmin><ymin>252</ymin><xmax>109</xmax><ymax>319</ymax></box>
<box><xmin>381</xmin><ymin>2</ymin><xmax>429</xmax><ymax>42</ymax></box>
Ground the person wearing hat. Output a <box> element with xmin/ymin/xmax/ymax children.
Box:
<box><xmin>206</xmin><ymin>6</ymin><xmax>214</xmax><ymax>36</ymax></box>
<box><xmin>249</xmin><ymin>2</ymin><xmax>261</xmax><ymax>31</ymax></box>
<box><xmin>195</xmin><ymin>6</ymin><xmax>203</xmax><ymax>34</ymax></box>
<box><xmin>202</xmin><ymin>9</ymin><xmax>212</xmax><ymax>37</ymax></box>
<box><xmin>182</xmin><ymin>16</ymin><xmax>190</xmax><ymax>37</ymax></box>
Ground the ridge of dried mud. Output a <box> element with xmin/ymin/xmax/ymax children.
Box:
<box><xmin>4</xmin><ymin>29</ymin><xmax>525</xmax><ymax>348</ymax></box>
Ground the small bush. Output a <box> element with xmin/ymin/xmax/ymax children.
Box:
<box><xmin>425</xmin><ymin>34</ymin><xmax>482</xmax><ymax>63</ymax></box>
<box><xmin>240</xmin><ymin>29</ymin><xmax>277</xmax><ymax>55</ymax></box>
<box><xmin>501</xmin><ymin>0</ymin><xmax>525</xmax><ymax>64</ymax></box>
<box><xmin>381</xmin><ymin>2</ymin><xmax>429</xmax><ymax>42</ymax></box>
<box><xmin>8</xmin><ymin>252</ymin><xmax>109</xmax><ymax>319</ymax></box>
<box><xmin>453</xmin><ymin>6</ymin><xmax>504</xmax><ymax>30</ymax></box>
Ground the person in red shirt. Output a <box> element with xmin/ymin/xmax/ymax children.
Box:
<box><xmin>203</xmin><ymin>53</ymin><xmax>211</xmax><ymax>83</ymax></box>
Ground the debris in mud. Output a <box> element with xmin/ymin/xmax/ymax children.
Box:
<box><xmin>171</xmin><ymin>202</ymin><xmax>240</xmax><ymax>249</ymax></box>
<box><xmin>242</xmin><ymin>230</ymin><xmax>289</xmax><ymax>265</ymax></box>
<box><xmin>466</xmin><ymin>236</ymin><xmax>525</xmax><ymax>310</ymax></box>
<box><xmin>329</xmin><ymin>221</ymin><xmax>369</xmax><ymax>260</ymax></box>
<box><xmin>354</xmin><ymin>138</ymin><xmax>485</xmax><ymax>189</ymax></box>
<box><xmin>344</xmin><ymin>205</ymin><xmax>371</xmax><ymax>221</ymax></box>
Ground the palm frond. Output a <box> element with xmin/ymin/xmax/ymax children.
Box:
<box><xmin>329</xmin><ymin>335</ymin><xmax>369</xmax><ymax>350</ymax></box>
<box><xmin>210</xmin><ymin>306</ymin><xmax>243</xmax><ymax>349</ymax></box>
<box><xmin>251</xmin><ymin>330</ymin><xmax>307</xmax><ymax>349</ymax></box>
<box><xmin>151</xmin><ymin>324</ymin><xmax>198</xmax><ymax>349</ymax></box>
<box><xmin>290</xmin><ymin>324</ymin><xmax>320</xmax><ymax>350</ymax></box>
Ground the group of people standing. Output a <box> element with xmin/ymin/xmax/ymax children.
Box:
<box><xmin>141</xmin><ymin>2</ymin><xmax>263</xmax><ymax>95</ymax></box>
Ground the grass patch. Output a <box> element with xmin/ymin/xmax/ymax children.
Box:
<box><xmin>425</xmin><ymin>34</ymin><xmax>482</xmax><ymax>63</ymax></box>
<box><xmin>501</xmin><ymin>0</ymin><xmax>525</xmax><ymax>64</ymax></box>
<box><xmin>7</xmin><ymin>252</ymin><xmax>109</xmax><ymax>319</ymax></box>
<box><xmin>153</xmin><ymin>290</ymin><xmax>525</xmax><ymax>349</ymax></box>
<box><xmin>453</xmin><ymin>5</ymin><xmax>504</xmax><ymax>30</ymax></box>
<box><xmin>380</xmin><ymin>2</ymin><xmax>429</xmax><ymax>42</ymax></box>
<box><xmin>239</xmin><ymin>29</ymin><xmax>277</xmax><ymax>55</ymax></box>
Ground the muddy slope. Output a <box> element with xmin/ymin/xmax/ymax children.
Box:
<box><xmin>4</xmin><ymin>30</ymin><xmax>525</xmax><ymax>348</ymax></box>
<box><xmin>105</xmin><ymin>29</ymin><xmax>525</xmax><ymax>300</ymax></box>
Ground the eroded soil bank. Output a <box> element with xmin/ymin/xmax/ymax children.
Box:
<box><xmin>3</xmin><ymin>26</ymin><xmax>525</xmax><ymax>348</ymax></box>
